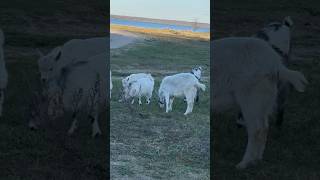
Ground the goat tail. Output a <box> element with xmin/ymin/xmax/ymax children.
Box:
<box><xmin>195</xmin><ymin>82</ymin><xmax>206</xmax><ymax>92</ymax></box>
<box><xmin>278</xmin><ymin>65</ymin><xmax>308</xmax><ymax>92</ymax></box>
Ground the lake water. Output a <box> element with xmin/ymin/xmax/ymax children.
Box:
<box><xmin>110</xmin><ymin>18</ymin><xmax>210</xmax><ymax>32</ymax></box>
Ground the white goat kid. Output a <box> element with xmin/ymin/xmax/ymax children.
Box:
<box><xmin>124</xmin><ymin>77</ymin><xmax>154</xmax><ymax>105</ymax></box>
<box><xmin>158</xmin><ymin>73</ymin><xmax>206</xmax><ymax>115</ymax></box>
<box><xmin>212</xmin><ymin>37</ymin><xmax>308</xmax><ymax>169</ymax></box>
<box><xmin>0</xmin><ymin>29</ymin><xmax>8</xmax><ymax>117</ymax></box>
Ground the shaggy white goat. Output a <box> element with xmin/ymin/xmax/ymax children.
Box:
<box><xmin>124</xmin><ymin>76</ymin><xmax>154</xmax><ymax>105</ymax></box>
<box><xmin>0</xmin><ymin>29</ymin><xmax>8</xmax><ymax>117</ymax></box>
<box><xmin>212</xmin><ymin>37</ymin><xmax>308</xmax><ymax>169</ymax></box>
<box><xmin>120</xmin><ymin>73</ymin><xmax>153</xmax><ymax>101</ymax></box>
<box><xmin>122</xmin><ymin>73</ymin><xmax>152</xmax><ymax>88</ymax></box>
<box><xmin>44</xmin><ymin>53</ymin><xmax>107</xmax><ymax>137</ymax></box>
<box><xmin>237</xmin><ymin>16</ymin><xmax>294</xmax><ymax>127</ymax></box>
<box><xmin>158</xmin><ymin>73</ymin><xmax>206</xmax><ymax>115</ymax></box>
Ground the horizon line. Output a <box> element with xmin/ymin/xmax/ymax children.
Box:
<box><xmin>110</xmin><ymin>14</ymin><xmax>210</xmax><ymax>26</ymax></box>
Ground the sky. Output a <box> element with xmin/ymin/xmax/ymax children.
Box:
<box><xmin>110</xmin><ymin>0</ymin><xmax>210</xmax><ymax>24</ymax></box>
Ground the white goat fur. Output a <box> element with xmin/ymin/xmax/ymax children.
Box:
<box><xmin>37</xmin><ymin>37</ymin><xmax>107</xmax><ymax>82</ymax></box>
<box><xmin>158</xmin><ymin>73</ymin><xmax>206</xmax><ymax>115</ymax></box>
<box><xmin>124</xmin><ymin>76</ymin><xmax>154</xmax><ymax>105</ymax></box>
<box><xmin>122</xmin><ymin>73</ymin><xmax>152</xmax><ymax>88</ymax></box>
<box><xmin>212</xmin><ymin>37</ymin><xmax>308</xmax><ymax>169</ymax></box>
<box><xmin>47</xmin><ymin>53</ymin><xmax>107</xmax><ymax>137</ymax></box>
<box><xmin>0</xmin><ymin>29</ymin><xmax>8</xmax><ymax>117</ymax></box>
<box><xmin>191</xmin><ymin>66</ymin><xmax>202</xmax><ymax>80</ymax></box>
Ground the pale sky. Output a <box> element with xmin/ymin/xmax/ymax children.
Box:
<box><xmin>111</xmin><ymin>0</ymin><xmax>210</xmax><ymax>24</ymax></box>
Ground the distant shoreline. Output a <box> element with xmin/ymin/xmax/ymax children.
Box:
<box><xmin>110</xmin><ymin>24</ymin><xmax>210</xmax><ymax>41</ymax></box>
<box><xmin>111</xmin><ymin>15</ymin><xmax>210</xmax><ymax>29</ymax></box>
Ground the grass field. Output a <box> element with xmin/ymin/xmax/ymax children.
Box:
<box><xmin>213</xmin><ymin>0</ymin><xmax>320</xmax><ymax>179</ymax></box>
<box><xmin>110</xmin><ymin>31</ymin><xmax>210</xmax><ymax>179</ymax></box>
<box><xmin>0</xmin><ymin>1</ymin><xmax>108</xmax><ymax>179</ymax></box>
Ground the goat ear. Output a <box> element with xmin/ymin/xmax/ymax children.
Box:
<box><xmin>36</xmin><ymin>48</ymin><xmax>44</xmax><ymax>58</ymax></box>
<box><xmin>283</xmin><ymin>16</ymin><xmax>293</xmax><ymax>27</ymax></box>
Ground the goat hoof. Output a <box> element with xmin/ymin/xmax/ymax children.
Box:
<box><xmin>67</xmin><ymin>129</ymin><xmax>75</xmax><ymax>136</ymax></box>
<box><xmin>236</xmin><ymin>161</ymin><xmax>248</xmax><ymax>169</ymax></box>
<box><xmin>236</xmin><ymin>159</ymin><xmax>259</xmax><ymax>169</ymax></box>
<box><xmin>28</xmin><ymin>121</ymin><xmax>38</xmax><ymax>130</ymax></box>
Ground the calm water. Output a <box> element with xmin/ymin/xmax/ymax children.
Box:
<box><xmin>110</xmin><ymin>18</ymin><xmax>210</xmax><ymax>32</ymax></box>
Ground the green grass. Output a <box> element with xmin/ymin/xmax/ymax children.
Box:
<box><xmin>111</xmin><ymin>37</ymin><xmax>210</xmax><ymax>179</ymax></box>
<box><xmin>0</xmin><ymin>58</ymin><xmax>108</xmax><ymax>179</ymax></box>
<box><xmin>0</xmin><ymin>1</ymin><xmax>108</xmax><ymax>179</ymax></box>
<box><xmin>213</xmin><ymin>0</ymin><xmax>320</xmax><ymax>179</ymax></box>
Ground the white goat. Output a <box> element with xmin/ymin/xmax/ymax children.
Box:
<box><xmin>158</xmin><ymin>73</ymin><xmax>206</xmax><ymax>115</ymax></box>
<box><xmin>122</xmin><ymin>73</ymin><xmax>152</xmax><ymax>88</ymax></box>
<box><xmin>124</xmin><ymin>76</ymin><xmax>154</xmax><ymax>105</ymax></box>
<box><xmin>45</xmin><ymin>53</ymin><xmax>107</xmax><ymax>137</ymax></box>
<box><xmin>120</xmin><ymin>73</ymin><xmax>153</xmax><ymax>101</ymax></box>
<box><xmin>237</xmin><ymin>16</ymin><xmax>294</xmax><ymax>127</ymax></box>
<box><xmin>0</xmin><ymin>29</ymin><xmax>8</xmax><ymax>117</ymax></box>
<box><xmin>212</xmin><ymin>37</ymin><xmax>308</xmax><ymax>169</ymax></box>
